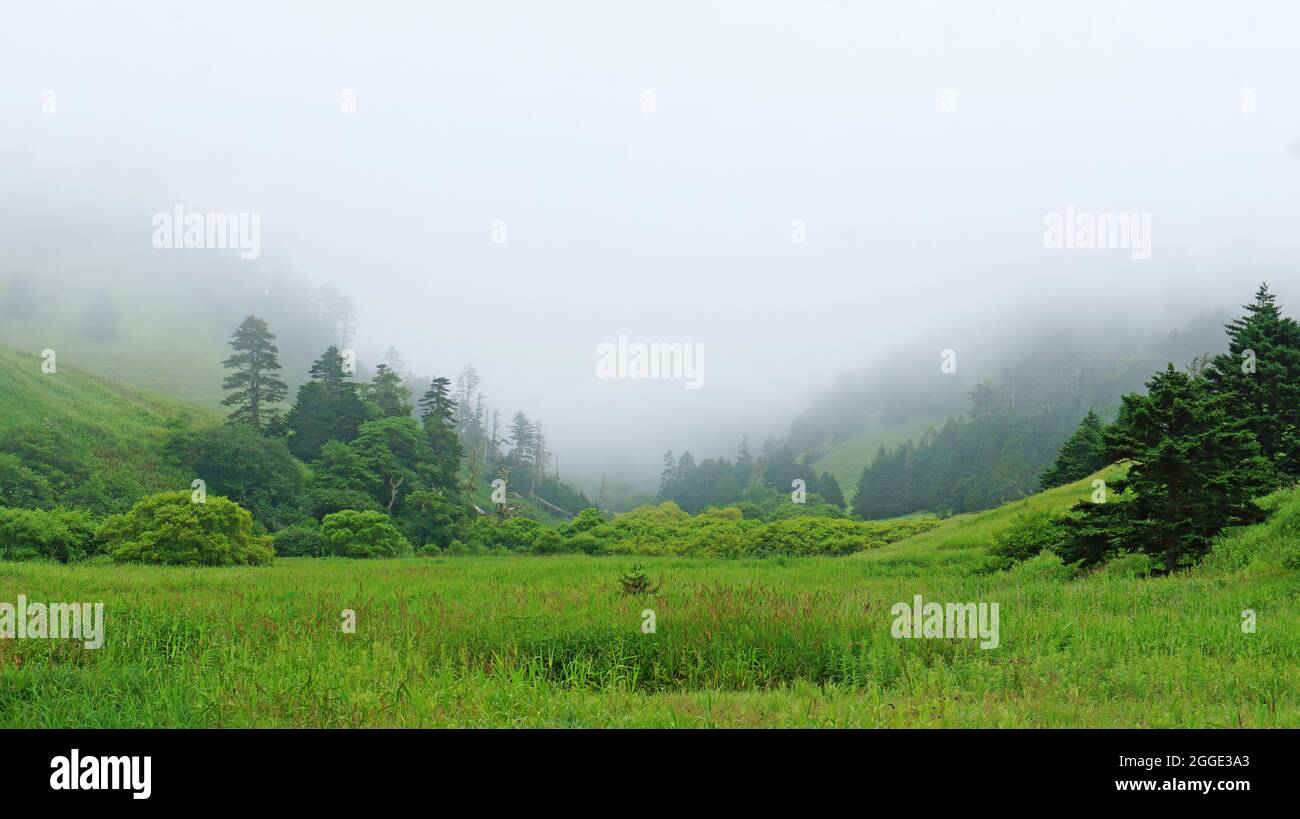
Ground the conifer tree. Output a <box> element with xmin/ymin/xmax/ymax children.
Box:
<box><xmin>367</xmin><ymin>363</ymin><xmax>413</xmax><ymax>418</ymax></box>
<box><xmin>1204</xmin><ymin>282</ymin><xmax>1300</xmax><ymax>478</ymax></box>
<box><xmin>815</xmin><ymin>472</ymin><xmax>845</xmax><ymax>509</ymax></box>
<box><xmin>221</xmin><ymin>316</ymin><xmax>289</xmax><ymax>431</ymax></box>
<box><xmin>285</xmin><ymin>345</ymin><xmax>368</xmax><ymax>461</ymax></box>
<box><xmin>1039</xmin><ymin>409</ymin><xmax>1106</xmax><ymax>488</ymax></box>
<box><xmin>419</xmin><ymin>377</ymin><xmax>463</xmax><ymax>492</ymax></box>
<box><xmin>1064</xmin><ymin>365</ymin><xmax>1271</xmax><ymax>570</ymax></box>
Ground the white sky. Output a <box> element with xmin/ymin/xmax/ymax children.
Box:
<box><xmin>3</xmin><ymin>1</ymin><xmax>1299</xmax><ymax>484</ymax></box>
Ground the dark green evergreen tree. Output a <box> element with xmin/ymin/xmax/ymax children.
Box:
<box><xmin>1204</xmin><ymin>282</ymin><xmax>1300</xmax><ymax>478</ymax></box>
<box><xmin>852</xmin><ymin>446</ymin><xmax>890</xmax><ymax>519</ymax></box>
<box><xmin>419</xmin><ymin>377</ymin><xmax>463</xmax><ymax>492</ymax></box>
<box><xmin>1063</xmin><ymin>365</ymin><xmax>1271</xmax><ymax>571</ymax></box>
<box><xmin>285</xmin><ymin>345</ymin><xmax>368</xmax><ymax>461</ymax></box>
<box><xmin>366</xmin><ymin>363</ymin><xmax>413</xmax><ymax>418</ymax></box>
<box><xmin>1039</xmin><ymin>409</ymin><xmax>1106</xmax><ymax>488</ymax></box>
<box><xmin>221</xmin><ymin>316</ymin><xmax>289</xmax><ymax>431</ymax></box>
<box><xmin>814</xmin><ymin>472</ymin><xmax>845</xmax><ymax>509</ymax></box>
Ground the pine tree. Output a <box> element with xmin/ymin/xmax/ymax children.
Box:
<box><xmin>852</xmin><ymin>446</ymin><xmax>890</xmax><ymax>519</ymax></box>
<box><xmin>505</xmin><ymin>411</ymin><xmax>534</xmax><ymax>468</ymax></box>
<box><xmin>285</xmin><ymin>345</ymin><xmax>368</xmax><ymax>461</ymax></box>
<box><xmin>1065</xmin><ymin>365</ymin><xmax>1271</xmax><ymax>570</ymax></box>
<box><xmin>419</xmin><ymin>377</ymin><xmax>457</xmax><ymax>426</ymax></box>
<box><xmin>419</xmin><ymin>377</ymin><xmax>463</xmax><ymax>493</ymax></box>
<box><xmin>1039</xmin><ymin>409</ymin><xmax>1106</xmax><ymax>488</ymax></box>
<box><xmin>762</xmin><ymin>444</ymin><xmax>799</xmax><ymax>493</ymax></box>
<box><xmin>674</xmin><ymin>451</ymin><xmax>699</xmax><ymax>510</ymax></box>
<box><xmin>367</xmin><ymin>363</ymin><xmax>413</xmax><ymax>418</ymax></box>
<box><xmin>658</xmin><ymin>450</ymin><xmax>676</xmax><ymax>499</ymax></box>
<box><xmin>734</xmin><ymin>436</ymin><xmax>755</xmax><ymax>487</ymax></box>
<box><xmin>816</xmin><ymin>472</ymin><xmax>845</xmax><ymax>509</ymax></box>
<box><xmin>1204</xmin><ymin>282</ymin><xmax>1300</xmax><ymax>478</ymax></box>
<box><xmin>221</xmin><ymin>316</ymin><xmax>289</xmax><ymax>431</ymax></box>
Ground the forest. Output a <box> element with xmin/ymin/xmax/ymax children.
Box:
<box><xmin>2</xmin><ymin>281</ymin><xmax>1297</xmax><ymax>580</ymax></box>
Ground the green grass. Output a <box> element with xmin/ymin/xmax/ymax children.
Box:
<box><xmin>0</xmin><ymin>311</ymin><xmax>232</xmax><ymax>409</ymax></box>
<box><xmin>3</xmin><ymin>468</ymin><xmax>1295</xmax><ymax>728</ymax></box>
<box><xmin>811</xmin><ymin>411</ymin><xmax>952</xmax><ymax>492</ymax></box>
<box><xmin>0</xmin><ymin>345</ymin><xmax>216</xmax><ymax>492</ymax></box>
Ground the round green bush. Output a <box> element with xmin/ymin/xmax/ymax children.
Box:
<box><xmin>991</xmin><ymin>509</ymin><xmax>1074</xmax><ymax>565</ymax></box>
<box><xmin>96</xmin><ymin>491</ymin><xmax>273</xmax><ymax>566</ymax></box>
<box><xmin>272</xmin><ymin>520</ymin><xmax>329</xmax><ymax>557</ymax></box>
<box><xmin>319</xmin><ymin>509</ymin><xmax>411</xmax><ymax>558</ymax></box>
<box><xmin>0</xmin><ymin>506</ymin><xmax>97</xmax><ymax>562</ymax></box>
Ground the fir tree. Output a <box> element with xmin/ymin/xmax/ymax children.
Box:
<box><xmin>367</xmin><ymin>363</ymin><xmax>413</xmax><ymax>418</ymax></box>
<box><xmin>285</xmin><ymin>345</ymin><xmax>368</xmax><ymax>461</ymax></box>
<box><xmin>419</xmin><ymin>377</ymin><xmax>463</xmax><ymax>492</ymax></box>
<box><xmin>1039</xmin><ymin>410</ymin><xmax>1106</xmax><ymax>488</ymax></box>
<box><xmin>1204</xmin><ymin>282</ymin><xmax>1300</xmax><ymax>478</ymax></box>
<box><xmin>1064</xmin><ymin>365</ymin><xmax>1271</xmax><ymax>571</ymax></box>
<box><xmin>815</xmin><ymin>472</ymin><xmax>845</xmax><ymax>509</ymax></box>
<box><xmin>221</xmin><ymin>316</ymin><xmax>289</xmax><ymax>431</ymax></box>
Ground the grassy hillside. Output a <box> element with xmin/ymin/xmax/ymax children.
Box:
<box><xmin>811</xmin><ymin>410</ymin><xmax>951</xmax><ymax>492</ymax></box>
<box><xmin>4</xmin><ymin>466</ymin><xmax>1294</xmax><ymax>727</ymax></box>
<box><xmin>0</xmin><ymin>345</ymin><xmax>216</xmax><ymax>494</ymax></box>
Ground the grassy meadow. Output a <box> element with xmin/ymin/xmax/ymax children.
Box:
<box><xmin>3</xmin><ymin>471</ymin><xmax>1296</xmax><ymax>728</ymax></box>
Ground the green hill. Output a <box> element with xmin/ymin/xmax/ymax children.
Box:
<box><xmin>0</xmin><ymin>345</ymin><xmax>214</xmax><ymax>499</ymax></box>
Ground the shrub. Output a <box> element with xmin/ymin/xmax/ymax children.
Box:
<box><xmin>272</xmin><ymin>520</ymin><xmax>329</xmax><ymax>557</ymax></box>
<box><xmin>1008</xmin><ymin>550</ymin><xmax>1078</xmax><ymax>582</ymax></box>
<box><xmin>474</xmin><ymin>517</ymin><xmax>549</xmax><ymax>552</ymax></box>
<box><xmin>319</xmin><ymin>509</ymin><xmax>411</xmax><ymax>558</ymax></box>
<box><xmin>560</xmin><ymin>507</ymin><xmax>606</xmax><ymax>536</ymax></box>
<box><xmin>1279</xmin><ymin>543</ymin><xmax>1300</xmax><ymax>571</ymax></box>
<box><xmin>991</xmin><ymin>510</ymin><xmax>1074</xmax><ymax>565</ymax></box>
<box><xmin>399</xmin><ymin>489</ymin><xmax>471</xmax><ymax>548</ymax></box>
<box><xmin>0</xmin><ymin>507</ymin><xmax>97</xmax><ymax>562</ymax></box>
<box><xmin>444</xmin><ymin>539</ymin><xmax>484</xmax><ymax>556</ymax></box>
<box><xmin>567</xmin><ymin>531</ymin><xmax>602</xmax><ymax>555</ymax></box>
<box><xmin>96</xmin><ymin>491</ymin><xmax>273</xmax><ymax>565</ymax></box>
<box><xmin>1100</xmin><ymin>550</ymin><xmax>1158</xmax><ymax>578</ymax></box>
<box><xmin>304</xmin><ymin>484</ymin><xmax>383</xmax><ymax>519</ymax></box>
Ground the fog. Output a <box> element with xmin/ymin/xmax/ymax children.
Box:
<box><xmin>4</xmin><ymin>1</ymin><xmax>1299</xmax><ymax>488</ymax></box>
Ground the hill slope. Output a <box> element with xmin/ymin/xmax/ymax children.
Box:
<box><xmin>0</xmin><ymin>345</ymin><xmax>214</xmax><ymax>499</ymax></box>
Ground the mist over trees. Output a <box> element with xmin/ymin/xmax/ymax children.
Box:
<box><xmin>842</xmin><ymin>313</ymin><xmax>1231</xmax><ymax>518</ymax></box>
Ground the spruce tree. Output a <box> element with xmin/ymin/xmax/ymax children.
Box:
<box><xmin>285</xmin><ymin>345</ymin><xmax>368</xmax><ymax>461</ymax></box>
<box><xmin>419</xmin><ymin>377</ymin><xmax>463</xmax><ymax>492</ymax></box>
<box><xmin>1204</xmin><ymin>282</ymin><xmax>1300</xmax><ymax>478</ymax></box>
<box><xmin>1066</xmin><ymin>365</ymin><xmax>1271</xmax><ymax>571</ymax></box>
<box><xmin>367</xmin><ymin>363</ymin><xmax>413</xmax><ymax>418</ymax></box>
<box><xmin>816</xmin><ymin>472</ymin><xmax>845</xmax><ymax>509</ymax></box>
<box><xmin>1039</xmin><ymin>409</ymin><xmax>1106</xmax><ymax>488</ymax></box>
<box><xmin>221</xmin><ymin>316</ymin><xmax>289</xmax><ymax>431</ymax></box>
<box><xmin>658</xmin><ymin>450</ymin><xmax>676</xmax><ymax>500</ymax></box>
<box><xmin>852</xmin><ymin>446</ymin><xmax>890</xmax><ymax>519</ymax></box>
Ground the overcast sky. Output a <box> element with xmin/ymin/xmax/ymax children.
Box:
<box><xmin>3</xmin><ymin>1</ymin><xmax>1299</xmax><ymax>485</ymax></box>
